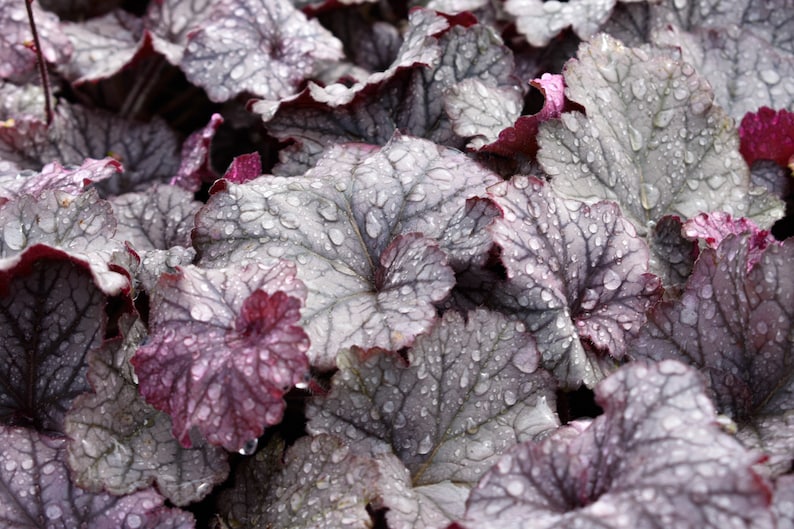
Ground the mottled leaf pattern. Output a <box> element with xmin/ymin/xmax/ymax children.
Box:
<box><xmin>538</xmin><ymin>34</ymin><xmax>783</xmax><ymax>235</ymax></box>
<box><xmin>131</xmin><ymin>262</ymin><xmax>309</xmax><ymax>451</ymax></box>
<box><xmin>506</xmin><ymin>0</ymin><xmax>623</xmax><ymax>47</ymax></box>
<box><xmin>65</xmin><ymin>317</ymin><xmax>229</xmax><ymax>506</ymax></box>
<box><xmin>0</xmin><ymin>157</ymin><xmax>121</xmax><ymax>205</ymax></box>
<box><xmin>0</xmin><ymin>426</ymin><xmax>195</xmax><ymax>529</ymax></box>
<box><xmin>459</xmin><ymin>361</ymin><xmax>774</xmax><ymax>529</ymax></box>
<box><xmin>144</xmin><ymin>0</ymin><xmax>213</xmax><ymax>65</ymax></box>
<box><xmin>0</xmin><ymin>256</ymin><xmax>102</xmax><ymax>432</ymax></box>
<box><xmin>489</xmin><ymin>176</ymin><xmax>661</xmax><ymax>387</ymax></box>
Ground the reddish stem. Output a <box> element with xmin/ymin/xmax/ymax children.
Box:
<box><xmin>25</xmin><ymin>0</ymin><xmax>53</xmax><ymax>126</ymax></box>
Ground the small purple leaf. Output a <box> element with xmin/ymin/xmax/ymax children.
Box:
<box><xmin>66</xmin><ymin>316</ymin><xmax>229</xmax><ymax>506</ymax></box>
<box><xmin>179</xmin><ymin>0</ymin><xmax>343</xmax><ymax>102</ymax></box>
<box><xmin>0</xmin><ymin>256</ymin><xmax>102</xmax><ymax>432</ymax></box>
<box><xmin>489</xmin><ymin>175</ymin><xmax>661</xmax><ymax>387</ymax></box>
<box><xmin>0</xmin><ymin>425</ymin><xmax>195</xmax><ymax>529</ymax></box>
<box><xmin>459</xmin><ymin>361</ymin><xmax>775</xmax><ymax>529</ymax></box>
<box><xmin>222</xmin><ymin>152</ymin><xmax>262</xmax><ymax>184</ymax></box>
<box><xmin>131</xmin><ymin>262</ymin><xmax>310</xmax><ymax>451</ymax></box>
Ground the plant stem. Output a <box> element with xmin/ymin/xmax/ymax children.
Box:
<box><xmin>25</xmin><ymin>0</ymin><xmax>53</xmax><ymax>126</ymax></box>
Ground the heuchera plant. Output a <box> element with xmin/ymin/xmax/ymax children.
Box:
<box><xmin>0</xmin><ymin>0</ymin><xmax>792</xmax><ymax>527</ymax></box>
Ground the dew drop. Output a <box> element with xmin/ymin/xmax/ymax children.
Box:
<box><xmin>365</xmin><ymin>211</ymin><xmax>381</xmax><ymax>239</ymax></box>
<box><xmin>417</xmin><ymin>434</ymin><xmax>433</xmax><ymax>455</ymax></box>
<box><xmin>602</xmin><ymin>269</ymin><xmax>622</xmax><ymax>291</ymax></box>
<box><xmin>328</xmin><ymin>228</ymin><xmax>345</xmax><ymax>246</ymax></box>
<box><xmin>640</xmin><ymin>183</ymin><xmax>660</xmax><ymax>210</ymax></box>
<box><xmin>238</xmin><ymin>438</ymin><xmax>258</xmax><ymax>455</ymax></box>
<box><xmin>760</xmin><ymin>69</ymin><xmax>781</xmax><ymax>85</ymax></box>
<box><xmin>628</xmin><ymin>125</ymin><xmax>644</xmax><ymax>152</ymax></box>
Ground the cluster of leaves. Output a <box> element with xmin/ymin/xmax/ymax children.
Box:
<box><xmin>1</xmin><ymin>0</ymin><xmax>793</xmax><ymax>527</ymax></box>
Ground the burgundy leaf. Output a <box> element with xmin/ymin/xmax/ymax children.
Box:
<box><xmin>681</xmin><ymin>212</ymin><xmax>776</xmax><ymax>270</ymax></box>
<box><xmin>179</xmin><ymin>0</ymin><xmax>343</xmax><ymax>102</ymax></box>
<box><xmin>194</xmin><ymin>136</ymin><xmax>495</xmax><ymax>367</ymax></box>
<box><xmin>169</xmin><ymin>113</ymin><xmax>223</xmax><ymax>192</ymax></box>
<box><xmin>0</xmin><ymin>255</ymin><xmax>103</xmax><ymax>432</ymax></box>
<box><xmin>489</xmin><ymin>176</ymin><xmax>661</xmax><ymax>387</ymax></box>
<box><xmin>66</xmin><ymin>316</ymin><xmax>229</xmax><ymax>506</ymax></box>
<box><xmin>739</xmin><ymin>107</ymin><xmax>794</xmax><ymax>168</ymax></box>
<box><xmin>632</xmin><ymin>234</ymin><xmax>794</xmax><ymax>475</ymax></box>
<box><xmin>459</xmin><ymin>361</ymin><xmax>775</xmax><ymax>529</ymax></box>
<box><xmin>0</xmin><ymin>425</ymin><xmax>195</xmax><ymax>529</ymax></box>
<box><xmin>131</xmin><ymin>262</ymin><xmax>310</xmax><ymax>451</ymax></box>
<box><xmin>222</xmin><ymin>152</ymin><xmax>261</xmax><ymax>184</ymax></box>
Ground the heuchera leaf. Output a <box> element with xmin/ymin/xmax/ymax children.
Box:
<box><xmin>169</xmin><ymin>113</ymin><xmax>223</xmax><ymax>192</ymax></box>
<box><xmin>775</xmin><ymin>475</ymin><xmax>794</xmax><ymax>529</ymax></box>
<box><xmin>0</xmin><ymin>425</ymin><xmax>195</xmax><ymax>529</ymax></box>
<box><xmin>538</xmin><ymin>34</ymin><xmax>784</xmax><ymax>236</ymax></box>
<box><xmin>0</xmin><ymin>103</ymin><xmax>181</xmax><ymax>196</ymax></box>
<box><xmin>58</xmin><ymin>10</ymin><xmax>149</xmax><ymax>84</ymax></box>
<box><xmin>194</xmin><ymin>135</ymin><xmax>496</xmax><ymax>367</ymax></box>
<box><xmin>488</xmin><ymin>176</ymin><xmax>661</xmax><ymax>387</ymax></box>
<box><xmin>0</xmin><ymin>157</ymin><xmax>121</xmax><ymax>205</ymax></box>
<box><xmin>739</xmin><ymin>107</ymin><xmax>794</xmax><ymax>168</ymax></box>
<box><xmin>222</xmin><ymin>152</ymin><xmax>261</xmax><ymax>184</ymax></box>
<box><xmin>458</xmin><ymin>360</ymin><xmax>775</xmax><ymax>529</ymax></box>
<box><xmin>130</xmin><ymin>261</ymin><xmax>310</xmax><ymax>451</ymax></box>
<box><xmin>632</xmin><ymin>234</ymin><xmax>794</xmax><ymax>475</ymax></box>
<box><xmin>506</xmin><ymin>0</ymin><xmax>630</xmax><ymax>47</ymax></box>
<box><xmin>307</xmin><ymin>309</ymin><xmax>559</xmax><ymax>527</ymax></box>
<box><xmin>0</xmin><ymin>0</ymin><xmax>72</xmax><ymax>82</ymax></box>
<box><xmin>257</xmin><ymin>14</ymin><xmax>519</xmax><ymax>174</ymax></box>
<box><xmin>0</xmin><ymin>255</ymin><xmax>102</xmax><ymax>432</ymax></box>
<box><xmin>110</xmin><ymin>184</ymin><xmax>201</xmax><ymax>252</ymax></box>
<box><xmin>477</xmin><ymin>73</ymin><xmax>570</xmax><ymax>159</ymax></box>
<box><xmin>0</xmin><ymin>189</ymin><xmax>130</xmax><ymax>295</ymax></box>
<box><xmin>65</xmin><ymin>316</ymin><xmax>229</xmax><ymax>506</ymax></box>
<box><xmin>216</xmin><ymin>434</ymin><xmax>380</xmax><ymax>529</ymax></box>
<box><xmin>681</xmin><ymin>212</ymin><xmax>775</xmax><ymax>270</ymax></box>
<box><xmin>179</xmin><ymin>0</ymin><xmax>344</xmax><ymax>102</ymax></box>
<box><xmin>144</xmin><ymin>0</ymin><xmax>213</xmax><ymax>65</ymax></box>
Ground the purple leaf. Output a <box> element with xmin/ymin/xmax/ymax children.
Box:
<box><xmin>0</xmin><ymin>157</ymin><xmax>122</xmax><ymax>205</ymax></box>
<box><xmin>195</xmin><ymin>135</ymin><xmax>496</xmax><ymax>367</ymax></box>
<box><xmin>0</xmin><ymin>425</ymin><xmax>195</xmax><ymax>529</ymax></box>
<box><xmin>739</xmin><ymin>107</ymin><xmax>794</xmax><ymax>168</ymax></box>
<box><xmin>130</xmin><ymin>262</ymin><xmax>310</xmax><ymax>451</ymax></box>
<box><xmin>179</xmin><ymin>0</ymin><xmax>343</xmax><ymax>102</ymax></box>
<box><xmin>538</xmin><ymin>34</ymin><xmax>784</xmax><ymax>235</ymax></box>
<box><xmin>169</xmin><ymin>113</ymin><xmax>223</xmax><ymax>192</ymax></box>
<box><xmin>110</xmin><ymin>184</ymin><xmax>201</xmax><ymax>251</ymax></box>
<box><xmin>0</xmin><ymin>189</ymin><xmax>130</xmax><ymax>295</ymax></box>
<box><xmin>458</xmin><ymin>361</ymin><xmax>775</xmax><ymax>529</ymax></box>
<box><xmin>489</xmin><ymin>176</ymin><xmax>661</xmax><ymax>387</ymax></box>
<box><xmin>681</xmin><ymin>212</ymin><xmax>776</xmax><ymax>270</ymax></box>
<box><xmin>632</xmin><ymin>234</ymin><xmax>794</xmax><ymax>475</ymax></box>
<box><xmin>216</xmin><ymin>434</ymin><xmax>380</xmax><ymax>528</ymax></box>
<box><xmin>58</xmin><ymin>10</ymin><xmax>149</xmax><ymax>84</ymax></box>
<box><xmin>0</xmin><ymin>255</ymin><xmax>102</xmax><ymax>432</ymax></box>
<box><xmin>308</xmin><ymin>309</ymin><xmax>559</xmax><ymax>528</ymax></box>
<box><xmin>774</xmin><ymin>475</ymin><xmax>794</xmax><ymax>529</ymax></box>
<box><xmin>65</xmin><ymin>316</ymin><xmax>229</xmax><ymax>506</ymax></box>
<box><xmin>0</xmin><ymin>0</ymin><xmax>72</xmax><ymax>82</ymax></box>
<box><xmin>222</xmin><ymin>152</ymin><xmax>261</xmax><ymax>184</ymax></box>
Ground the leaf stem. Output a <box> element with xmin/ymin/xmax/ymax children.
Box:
<box><xmin>25</xmin><ymin>0</ymin><xmax>53</xmax><ymax>126</ymax></box>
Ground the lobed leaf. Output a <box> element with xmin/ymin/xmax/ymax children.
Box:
<box><xmin>131</xmin><ymin>262</ymin><xmax>309</xmax><ymax>451</ymax></box>
<box><xmin>458</xmin><ymin>361</ymin><xmax>775</xmax><ymax>529</ymax></box>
